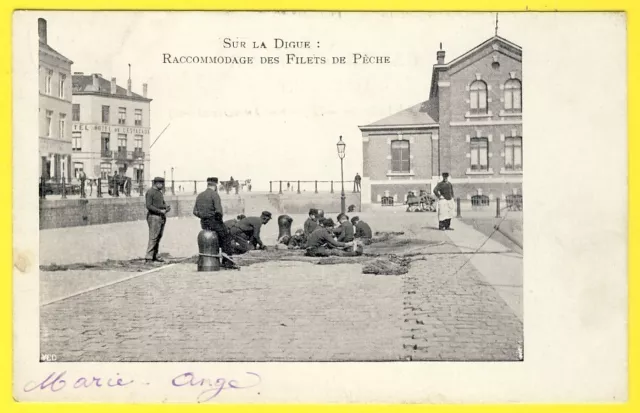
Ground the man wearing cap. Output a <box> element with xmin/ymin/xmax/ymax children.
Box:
<box><xmin>228</xmin><ymin>211</ymin><xmax>272</xmax><ymax>253</ymax></box>
<box><xmin>193</xmin><ymin>177</ymin><xmax>233</xmax><ymax>256</ymax></box>
<box><xmin>305</xmin><ymin>218</ymin><xmax>356</xmax><ymax>257</ymax></box>
<box><xmin>145</xmin><ymin>177</ymin><xmax>171</xmax><ymax>262</ymax></box>
<box><xmin>303</xmin><ymin>208</ymin><xmax>319</xmax><ymax>238</ymax></box>
<box><xmin>433</xmin><ymin>172</ymin><xmax>455</xmax><ymax>231</ymax></box>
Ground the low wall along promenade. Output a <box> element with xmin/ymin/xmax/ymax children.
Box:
<box><xmin>39</xmin><ymin>192</ymin><xmax>362</xmax><ymax>230</ymax></box>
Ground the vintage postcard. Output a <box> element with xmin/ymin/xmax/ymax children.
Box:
<box><xmin>12</xmin><ymin>11</ymin><xmax>627</xmax><ymax>403</ymax></box>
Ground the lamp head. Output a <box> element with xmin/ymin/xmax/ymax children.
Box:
<box><xmin>336</xmin><ymin>135</ymin><xmax>346</xmax><ymax>159</ymax></box>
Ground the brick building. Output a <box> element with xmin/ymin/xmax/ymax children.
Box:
<box><xmin>38</xmin><ymin>18</ymin><xmax>74</xmax><ymax>182</ymax></box>
<box><xmin>359</xmin><ymin>35</ymin><xmax>522</xmax><ymax>207</ymax></box>
<box><xmin>70</xmin><ymin>73</ymin><xmax>152</xmax><ymax>183</ymax></box>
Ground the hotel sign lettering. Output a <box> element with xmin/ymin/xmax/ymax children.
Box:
<box><xmin>72</xmin><ymin>123</ymin><xmax>150</xmax><ymax>135</ymax></box>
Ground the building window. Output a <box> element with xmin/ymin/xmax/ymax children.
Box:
<box><xmin>101</xmin><ymin>132</ymin><xmax>110</xmax><ymax>154</ymax></box>
<box><xmin>58</xmin><ymin>113</ymin><xmax>66</xmax><ymax>139</ymax></box>
<box><xmin>72</xmin><ymin>131</ymin><xmax>82</xmax><ymax>151</ymax></box>
<box><xmin>45</xmin><ymin>110</ymin><xmax>53</xmax><ymax>137</ymax></box>
<box><xmin>118</xmin><ymin>107</ymin><xmax>126</xmax><ymax>125</ymax></box>
<box><xmin>505</xmin><ymin>137</ymin><xmax>523</xmax><ymax>171</ymax></box>
<box><xmin>135</xmin><ymin>164</ymin><xmax>144</xmax><ymax>182</ymax></box>
<box><xmin>390</xmin><ymin>140</ymin><xmax>410</xmax><ymax>173</ymax></box>
<box><xmin>504</xmin><ymin>79</ymin><xmax>522</xmax><ymax>112</ymax></box>
<box><xmin>72</xmin><ymin>104</ymin><xmax>80</xmax><ymax>121</ymax></box>
<box><xmin>58</xmin><ymin>73</ymin><xmax>66</xmax><ymax>99</ymax></box>
<box><xmin>118</xmin><ymin>134</ymin><xmax>127</xmax><ymax>152</ymax></box>
<box><xmin>100</xmin><ymin>163</ymin><xmax>112</xmax><ymax>179</ymax></box>
<box><xmin>73</xmin><ymin>162</ymin><xmax>84</xmax><ymax>178</ymax></box>
<box><xmin>134</xmin><ymin>109</ymin><xmax>142</xmax><ymax>126</ymax></box>
<box><xmin>45</xmin><ymin>69</ymin><xmax>53</xmax><ymax>95</ymax></box>
<box><xmin>470</xmin><ymin>138</ymin><xmax>489</xmax><ymax>171</ymax></box>
<box><xmin>134</xmin><ymin>134</ymin><xmax>143</xmax><ymax>150</ymax></box>
<box><xmin>102</xmin><ymin>105</ymin><xmax>110</xmax><ymax>124</ymax></box>
<box><xmin>470</xmin><ymin>80</ymin><xmax>488</xmax><ymax>114</ymax></box>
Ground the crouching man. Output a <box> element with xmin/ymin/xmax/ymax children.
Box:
<box><xmin>305</xmin><ymin>218</ymin><xmax>360</xmax><ymax>257</ymax></box>
<box><xmin>228</xmin><ymin>211</ymin><xmax>272</xmax><ymax>254</ymax></box>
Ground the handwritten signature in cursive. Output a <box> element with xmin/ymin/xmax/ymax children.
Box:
<box><xmin>23</xmin><ymin>371</ymin><xmax>134</xmax><ymax>393</ymax></box>
<box><xmin>171</xmin><ymin>371</ymin><xmax>262</xmax><ymax>403</ymax></box>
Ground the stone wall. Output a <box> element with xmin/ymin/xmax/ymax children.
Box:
<box><xmin>39</xmin><ymin>192</ymin><xmax>361</xmax><ymax>229</ymax></box>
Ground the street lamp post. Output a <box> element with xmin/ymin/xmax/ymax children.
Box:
<box><xmin>171</xmin><ymin>167</ymin><xmax>175</xmax><ymax>195</ymax></box>
<box><xmin>336</xmin><ymin>135</ymin><xmax>346</xmax><ymax>214</ymax></box>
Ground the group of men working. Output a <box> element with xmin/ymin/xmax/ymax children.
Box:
<box><xmin>277</xmin><ymin>208</ymin><xmax>372</xmax><ymax>257</ymax></box>
<box><xmin>143</xmin><ymin>175</ymin><xmax>374</xmax><ymax>264</ymax></box>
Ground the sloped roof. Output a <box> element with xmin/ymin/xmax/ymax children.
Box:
<box><xmin>39</xmin><ymin>41</ymin><xmax>73</xmax><ymax>64</ymax></box>
<box><xmin>360</xmin><ymin>99</ymin><xmax>439</xmax><ymax>129</ymax></box>
<box><xmin>72</xmin><ymin>74</ymin><xmax>151</xmax><ymax>102</ymax></box>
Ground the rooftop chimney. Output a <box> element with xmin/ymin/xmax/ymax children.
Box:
<box><xmin>437</xmin><ymin>43</ymin><xmax>445</xmax><ymax>65</ymax></box>
<box><xmin>142</xmin><ymin>83</ymin><xmax>148</xmax><ymax>98</ymax></box>
<box><xmin>110</xmin><ymin>77</ymin><xmax>117</xmax><ymax>94</ymax></box>
<box><xmin>38</xmin><ymin>18</ymin><xmax>47</xmax><ymax>44</ymax></box>
<box><xmin>127</xmin><ymin>63</ymin><xmax>132</xmax><ymax>96</ymax></box>
<box><xmin>92</xmin><ymin>73</ymin><xmax>99</xmax><ymax>91</ymax></box>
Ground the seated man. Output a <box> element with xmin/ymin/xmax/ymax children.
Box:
<box><xmin>303</xmin><ymin>208</ymin><xmax>319</xmax><ymax>239</ymax></box>
<box><xmin>287</xmin><ymin>229</ymin><xmax>306</xmax><ymax>249</ymax></box>
<box><xmin>351</xmin><ymin>216</ymin><xmax>373</xmax><ymax>245</ymax></box>
<box><xmin>228</xmin><ymin>211</ymin><xmax>272</xmax><ymax>254</ymax></box>
<box><xmin>333</xmin><ymin>213</ymin><xmax>355</xmax><ymax>243</ymax></box>
<box><xmin>305</xmin><ymin>218</ymin><xmax>358</xmax><ymax>257</ymax></box>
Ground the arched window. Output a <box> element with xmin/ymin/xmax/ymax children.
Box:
<box><xmin>504</xmin><ymin>79</ymin><xmax>522</xmax><ymax>112</ymax></box>
<box><xmin>470</xmin><ymin>80</ymin><xmax>488</xmax><ymax>114</ymax></box>
<box><xmin>390</xmin><ymin>140</ymin><xmax>410</xmax><ymax>173</ymax></box>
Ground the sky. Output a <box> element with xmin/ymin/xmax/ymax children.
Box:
<box><xmin>36</xmin><ymin>11</ymin><xmax>525</xmax><ymax>190</ymax></box>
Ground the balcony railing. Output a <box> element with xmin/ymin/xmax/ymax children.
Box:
<box><xmin>115</xmin><ymin>149</ymin><xmax>134</xmax><ymax>161</ymax></box>
<box><xmin>101</xmin><ymin>150</ymin><xmax>112</xmax><ymax>158</ymax></box>
<box><xmin>133</xmin><ymin>149</ymin><xmax>145</xmax><ymax>160</ymax></box>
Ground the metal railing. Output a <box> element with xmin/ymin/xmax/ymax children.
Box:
<box><xmin>268</xmin><ymin>180</ymin><xmax>360</xmax><ymax>194</ymax></box>
<box><xmin>38</xmin><ymin>178</ymin><xmax>254</xmax><ymax>199</ymax></box>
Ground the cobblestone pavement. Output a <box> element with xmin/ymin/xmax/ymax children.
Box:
<box><xmin>40</xmin><ymin>211</ymin><xmax>523</xmax><ymax>361</ymax></box>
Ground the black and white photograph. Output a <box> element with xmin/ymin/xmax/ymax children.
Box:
<box><xmin>12</xmin><ymin>11</ymin><xmax>626</xmax><ymax>403</ymax></box>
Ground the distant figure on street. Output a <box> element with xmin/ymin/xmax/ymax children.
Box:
<box><xmin>287</xmin><ymin>182</ymin><xmax>291</xmax><ymax>191</ymax></box>
<box><xmin>88</xmin><ymin>178</ymin><xmax>94</xmax><ymax>197</ymax></box>
<box><xmin>354</xmin><ymin>173</ymin><xmax>362</xmax><ymax>192</ymax></box>
<box><xmin>193</xmin><ymin>177</ymin><xmax>234</xmax><ymax>259</ymax></box>
<box><xmin>351</xmin><ymin>216</ymin><xmax>373</xmax><ymax>244</ymax></box>
<box><xmin>228</xmin><ymin>211</ymin><xmax>272</xmax><ymax>254</ymax></box>
<box><xmin>78</xmin><ymin>170</ymin><xmax>87</xmax><ymax>198</ymax></box>
<box><xmin>145</xmin><ymin>177</ymin><xmax>170</xmax><ymax>263</ymax></box>
<box><xmin>433</xmin><ymin>172</ymin><xmax>455</xmax><ymax>231</ymax></box>
<box><xmin>305</xmin><ymin>218</ymin><xmax>356</xmax><ymax>257</ymax></box>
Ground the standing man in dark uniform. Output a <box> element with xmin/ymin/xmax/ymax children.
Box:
<box><xmin>78</xmin><ymin>169</ymin><xmax>87</xmax><ymax>198</ymax></box>
<box><xmin>433</xmin><ymin>172</ymin><xmax>455</xmax><ymax>231</ymax></box>
<box><xmin>193</xmin><ymin>177</ymin><xmax>233</xmax><ymax>256</ymax></box>
<box><xmin>228</xmin><ymin>211</ymin><xmax>272</xmax><ymax>254</ymax></box>
<box><xmin>145</xmin><ymin>177</ymin><xmax>171</xmax><ymax>263</ymax></box>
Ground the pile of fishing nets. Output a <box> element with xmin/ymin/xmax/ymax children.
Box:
<box><xmin>362</xmin><ymin>254</ymin><xmax>411</xmax><ymax>276</ymax></box>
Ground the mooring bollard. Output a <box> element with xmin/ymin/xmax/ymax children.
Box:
<box><xmin>496</xmin><ymin>198</ymin><xmax>501</xmax><ymax>218</ymax></box>
<box><xmin>197</xmin><ymin>230</ymin><xmax>221</xmax><ymax>272</ymax></box>
<box><xmin>456</xmin><ymin>197</ymin><xmax>461</xmax><ymax>218</ymax></box>
<box><xmin>277</xmin><ymin>215</ymin><xmax>293</xmax><ymax>243</ymax></box>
